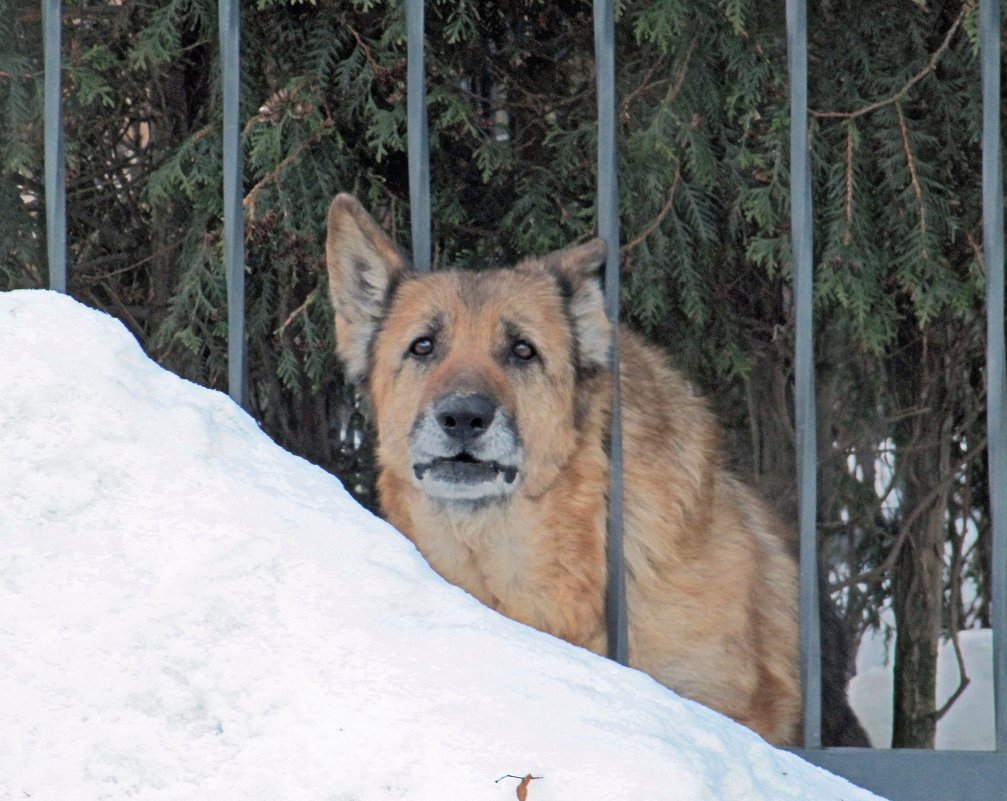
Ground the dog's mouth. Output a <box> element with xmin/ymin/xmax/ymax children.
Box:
<box><xmin>413</xmin><ymin>452</ymin><xmax>519</xmax><ymax>486</ymax></box>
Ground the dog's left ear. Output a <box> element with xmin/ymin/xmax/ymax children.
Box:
<box><xmin>539</xmin><ymin>238</ymin><xmax>612</xmax><ymax>371</ymax></box>
<box><xmin>326</xmin><ymin>194</ymin><xmax>409</xmax><ymax>384</ymax></box>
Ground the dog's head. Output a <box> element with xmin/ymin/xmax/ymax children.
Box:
<box><xmin>325</xmin><ymin>194</ymin><xmax>611</xmax><ymax>505</ymax></box>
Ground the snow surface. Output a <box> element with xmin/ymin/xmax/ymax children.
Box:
<box><xmin>0</xmin><ymin>290</ymin><xmax>885</xmax><ymax>801</ymax></box>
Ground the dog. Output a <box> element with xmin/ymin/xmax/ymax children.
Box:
<box><xmin>324</xmin><ymin>193</ymin><xmax>868</xmax><ymax>747</ymax></box>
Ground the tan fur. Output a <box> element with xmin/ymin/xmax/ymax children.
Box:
<box><xmin>325</xmin><ymin>194</ymin><xmax>801</xmax><ymax>745</ymax></box>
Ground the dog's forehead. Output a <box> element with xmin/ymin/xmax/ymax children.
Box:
<box><xmin>394</xmin><ymin>267</ymin><xmax>563</xmax><ymax>322</ymax></box>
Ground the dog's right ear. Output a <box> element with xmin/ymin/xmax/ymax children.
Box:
<box><xmin>326</xmin><ymin>194</ymin><xmax>409</xmax><ymax>384</ymax></box>
<box><xmin>538</xmin><ymin>238</ymin><xmax>611</xmax><ymax>372</ymax></box>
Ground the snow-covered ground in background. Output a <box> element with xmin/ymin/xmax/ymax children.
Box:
<box><xmin>0</xmin><ymin>290</ymin><xmax>885</xmax><ymax>801</ymax></box>
<box><xmin>852</xmin><ymin>624</ymin><xmax>994</xmax><ymax>750</ymax></box>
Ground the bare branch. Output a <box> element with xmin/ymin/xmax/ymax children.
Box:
<box><xmin>836</xmin><ymin>436</ymin><xmax>987</xmax><ymax>589</ymax></box>
<box><xmin>276</xmin><ymin>287</ymin><xmax>321</xmax><ymax>336</ymax></box>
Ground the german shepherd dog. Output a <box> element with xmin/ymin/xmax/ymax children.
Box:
<box><xmin>324</xmin><ymin>194</ymin><xmax>868</xmax><ymax>747</ymax></box>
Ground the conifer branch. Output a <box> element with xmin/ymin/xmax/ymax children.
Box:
<box><xmin>809</xmin><ymin>0</ymin><xmax>975</xmax><ymax>120</ymax></box>
<box><xmin>966</xmin><ymin>232</ymin><xmax>985</xmax><ymax>275</ymax></box>
<box><xmin>244</xmin><ymin>78</ymin><xmax>317</xmax><ymax>133</ymax></box>
<box><xmin>344</xmin><ymin>20</ymin><xmax>384</xmax><ymax>74</ymax></box>
<box><xmin>663</xmin><ymin>35</ymin><xmax>698</xmax><ymax>105</ymax></box>
<box><xmin>843</xmin><ymin>122</ymin><xmax>855</xmax><ymax>245</ymax></box>
<box><xmin>620</xmin><ymin>35</ymin><xmax>696</xmax><ymax>116</ymax></box>
<box><xmin>896</xmin><ymin>101</ymin><xmax>927</xmax><ymax>248</ymax></box>
<box><xmin>622</xmin><ymin>165</ymin><xmax>681</xmax><ymax>253</ymax></box>
<box><xmin>243</xmin><ymin>120</ymin><xmax>333</xmax><ymax>220</ymax></box>
<box><xmin>619</xmin><ymin>61</ymin><xmax>664</xmax><ymax>115</ymax></box>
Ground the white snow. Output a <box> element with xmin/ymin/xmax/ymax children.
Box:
<box><xmin>0</xmin><ymin>290</ymin><xmax>885</xmax><ymax>801</ymax></box>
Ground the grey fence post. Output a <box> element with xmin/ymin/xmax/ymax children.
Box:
<box><xmin>785</xmin><ymin>0</ymin><xmax>822</xmax><ymax>749</ymax></box>
<box><xmin>43</xmin><ymin>0</ymin><xmax>67</xmax><ymax>293</ymax></box>
<box><xmin>218</xmin><ymin>0</ymin><xmax>247</xmax><ymax>408</ymax></box>
<box><xmin>980</xmin><ymin>0</ymin><xmax>1007</xmax><ymax>756</ymax></box>
<box><xmin>406</xmin><ymin>0</ymin><xmax>431</xmax><ymax>273</ymax></box>
<box><xmin>593</xmin><ymin>0</ymin><xmax>628</xmax><ymax>667</ymax></box>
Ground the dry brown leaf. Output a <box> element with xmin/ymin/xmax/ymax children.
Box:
<box><xmin>495</xmin><ymin>773</ymin><xmax>542</xmax><ymax>801</ymax></box>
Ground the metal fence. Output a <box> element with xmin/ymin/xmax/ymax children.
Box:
<box><xmin>40</xmin><ymin>1</ymin><xmax>1006</xmax><ymax>798</ymax></box>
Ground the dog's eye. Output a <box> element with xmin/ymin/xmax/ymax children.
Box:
<box><xmin>511</xmin><ymin>340</ymin><xmax>536</xmax><ymax>361</ymax></box>
<box><xmin>409</xmin><ymin>336</ymin><xmax>435</xmax><ymax>357</ymax></box>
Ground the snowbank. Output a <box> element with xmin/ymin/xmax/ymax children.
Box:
<box><xmin>0</xmin><ymin>290</ymin><xmax>883</xmax><ymax>800</ymax></box>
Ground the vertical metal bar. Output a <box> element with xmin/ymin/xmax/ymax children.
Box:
<box><xmin>786</xmin><ymin>0</ymin><xmax>822</xmax><ymax>749</ymax></box>
<box><xmin>218</xmin><ymin>0</ymin><xmax>246</xmax><ymax>408</ymax></box>
<box><xmin>980</xmin><ymin>0</ymin><xmax>1007</xmax><ymax>755</ymax></box>
<box><xmin>43</xmin><ymin>0</ymin><xmax>67</xmax><ymax>293</ymax></box>
<box><xmin>406</xmin><ymin>0</ymin><xmax>431</xmax><ymax>272</ymax></box>
<box><xmin>593</xmin><ymin>0</ymin><xmax>628</xmax><ymax>667</ymax></box>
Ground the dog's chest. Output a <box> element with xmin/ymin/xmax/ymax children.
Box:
<box><xmin>410</xmin><ymin>510</ymin><xmax>550</xmax><ymax>613</ymax></box>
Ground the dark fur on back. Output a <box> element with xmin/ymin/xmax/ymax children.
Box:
<box><xmin>821</xmin><ymin>592</ymin><xmax>872</xmax><ymax>746</ymax></box>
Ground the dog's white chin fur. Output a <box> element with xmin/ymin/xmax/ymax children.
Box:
<box><xmin>413</xmin><ymin>471</ymin><xmax>520</xmax><ymax>504</ymax></box>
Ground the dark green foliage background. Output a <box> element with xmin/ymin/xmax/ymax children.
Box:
<box><xmin>1</xmin><ymin>0</ymin><xmax>998</xmax><ymax>746</ymax></box>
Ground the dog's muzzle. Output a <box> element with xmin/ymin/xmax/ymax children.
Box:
<box><xmin>409</xmin><ymin>392</ymin><xmax>522</xmax><ymax>502</ymax></box>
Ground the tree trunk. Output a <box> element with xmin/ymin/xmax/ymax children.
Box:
<box><xmin>891</xmin><ymin>343</ymin><xmax>951</xmax><ymax>748</ymax></box>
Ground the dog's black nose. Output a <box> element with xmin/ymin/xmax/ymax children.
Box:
<box><xmin>434</xmin><ymin>393</ymin><xmax>497</xmax><ymax>443</ymax></box>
